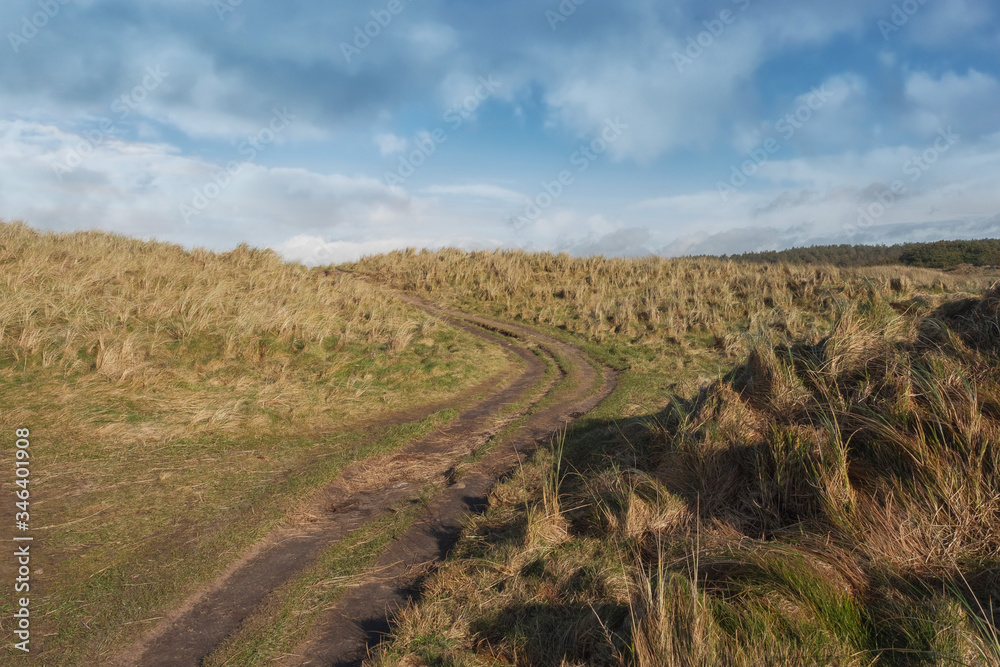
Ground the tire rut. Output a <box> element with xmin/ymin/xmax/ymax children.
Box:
<box><xmin>280</xmin><ymin>297</ymin><xmax>617</xmax><ymax>667</ymax></box>
<box><xmin>115</xmin><ymin>296</ymin><xmax>616</xmax><ymax>667</ymax></box>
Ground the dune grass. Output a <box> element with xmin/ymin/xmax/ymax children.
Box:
<box><xmin>4</xmin><ymin>229</ymin><xmax>997</xmax><ymax>664</ymax></box>
<box><xmin>0</xmin><ymin>222</ymin><xmax>509</xmax><ymax>664</ymax></box>
<box><xmin>350</xmin><ymin>249</ymin><xmax>1000</xmax><ymax>666</ymax></box>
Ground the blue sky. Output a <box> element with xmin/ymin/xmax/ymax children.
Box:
<box><xmin>2</xmin><ymin>0</ymin><xmax>999</xmax><ymax>263</ymax></box>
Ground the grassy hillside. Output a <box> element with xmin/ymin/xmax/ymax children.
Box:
<box><xmin>5</xmin><ymin>226</ymin><xmax>999</xmax><ymax>665</ymax></box>
<box><xmin>0</xmin><ymin>222</ymin><xmax>509</xmax><ymax>664</ymax></box>
<box><xmin>349</xmin><ymin>250</ymin><xmax>1000</xmax><ymax>666</ymax></box>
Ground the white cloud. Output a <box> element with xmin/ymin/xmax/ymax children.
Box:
<box><xmin>634</xmin><ymin>130</ymin><xmax>1000</xmax><ymax>247</ymax></box>
<box><xmin>4</xmin><ymin>114</ymin><xmax>998</xmax><ymax>263</ymax></box>
<box><xmin>543</xmin><ymin>32</ymin><xmax>764</xmax><ymax>162</ymax></box>
<box><xmin>374</xmin><ymin>133</ymin><xmax>408</xmax><ymax>155</ymax></box>
<box><xmin>735</xmin><ymin>73</ymin><xmax>873</xmax><ymax>154</ymax></box>
<box><xmin>406</xmin><ymin>22</ymin><xmax>459</xmax><ymax>60</ymax></box>
<box><xmin>535</xmin><ymin>1</ymin><xmax>884</xmax><ymax>163</ymax></box>
<box><xmin>419</xmin><ymin>184</ymin><xmax>524</xmax><ymax>202</ymax></box>
<box><xmin>0</xmin><ymin>119</ymin><xmax>547</xmax><ymax>260</ymax></box>
<box><xmin>909</xmin><ymin>0</ymin><xmax>994</xmax><ymax>46</ymax></box>
<box><xmin>665</xmin><ymin>215</ymin><xmax>1000</xmax><ymax>257</ymax></box>
<box><xmin>276</xmin><ymin>234</ymin><xmax>498</xmax><ymax>266</ymax></box>
<box><xmin>0</xmin><ymin>119</ymin><xmax>411</xmax><ymax>247</ymax></box>
<box><xmin>2</xmin><ymin>2</ymin><xmax>998</xmax><ymax>262</ymax></box>
<box><xmin>904</xmin><ymin>69</ymin><xmax>1000</xmax><ymax>137</ymax></box>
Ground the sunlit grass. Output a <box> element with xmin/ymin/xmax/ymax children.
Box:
<box><xmin>0</xmin><ymin>221</ymin><xmax>509</xmax><ymax>663</ymax></box>
<box><xmin>355</xmin><ymin>249</ymin><xmax>1000</xmax><ymax>666</ymax></box>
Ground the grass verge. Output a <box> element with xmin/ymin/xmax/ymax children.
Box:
<box><xmin>350</xmin><ymin>249</ymin><xmax>1000</xmax><ymax>666</ymax></box>
<box><xmin>0</xmin><ymin>223</ymin><xmax>510</xmax><ymax>663</ymax></box>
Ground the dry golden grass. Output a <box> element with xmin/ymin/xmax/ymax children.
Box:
<box><xmin>354</xmin><ymin>249</ymin><xmax>1000</xmax><ymax>666</ymax></box>
<box><xmin>351</xmin><ymin>249</ymin><xmax>994</xmax><ymax>352</ymax></box>
<box><xmin>0</xmin><ymin>221</ymin><xmax>509</xmax><ymax>663</ymax></box>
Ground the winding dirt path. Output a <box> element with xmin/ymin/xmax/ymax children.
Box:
<box><xmin>115</xmin><ymin>290</ymin><xmax>616</xmax><ymax>667</ymax></box>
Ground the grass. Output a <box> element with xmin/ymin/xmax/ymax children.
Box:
<box><xmin>201</xmin><ymin>490</ymin><xmax>432</xmax><ymax>666</ymax></box>
<box><xmin>0</xmin><ymin>222</ymin><xmax>510</xmax><ymax>664</ymax></box>
<box><xmin>5</xmin><ymin>226</ymin><xmax>999</xmax><ymax>665</ymax></box>
<box><xmin>199</xmin><ymin>335</ymin><xmax>574</xmax><ymax>665</ymax></box>
<box><xmin>349</xmin><ymin>248</ymin><xmax>1000</xmax><ymax>666</ymax></box>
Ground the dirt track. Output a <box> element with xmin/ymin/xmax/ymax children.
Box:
<box><xmin>115</xmin><ymin>291</ymin><xmax>616</xmax><ymax>667</ymax></box>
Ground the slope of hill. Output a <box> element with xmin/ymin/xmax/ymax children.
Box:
<box><xmin>6</xmin><ymin>224</ymin><xmax>1000</xmax><ymax>665</ymax></box>
<box><xmin>350</xmin><ymin>249</ymin><xmax>1000</xmax><ymax>666</ymax></box>
<box><xmin>0</xmin><ymin>221</ymin><xmax>510</xmax><ymax>663</ymax></box>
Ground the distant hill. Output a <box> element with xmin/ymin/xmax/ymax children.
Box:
<box><xmin>722</xmin><ymin>238</ymin><xmax>1000</xmax><ymax>269</ymax></box>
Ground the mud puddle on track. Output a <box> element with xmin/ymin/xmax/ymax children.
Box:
<box><xmin>115</xmin><ymin>295</ymin><xmax>616</xmax><ymax>667</ymax></box>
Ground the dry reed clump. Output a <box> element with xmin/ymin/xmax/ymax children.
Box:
<box><xmin>584</xmin><ymin>468</ymin><xmax>692</xmax><ymax>545</ymax></box>
<box><xmin>610</xmin><ymin>287</ymin><xmax>1000</xmax><ymax>664</ymax></box>
<box><xmin>645</xmin><ymin>288</ymin><xmax>1000</xmax><ymax>552</ymax></box>
<box><xmin>0</xmin><ymin>221</ymin><xmax>433</xmax><ymax>381</ymax></box>
<box><xmin>371</xmin><ymin>284</ymin><xmax>1000</xmax><ymax>667</ymax></box>
<box><xmin>347</xmin><ymin>248</ymin><xmax>1000</xmax><ymax>666</ymax></box>
<box><xmin>625</xmin><ymin>538</ymin><xmax>873</xmax><ymax>666</ymax></box>
<box><xmin>0</xmin><ymin>222</ymin><xmax>488</xmax><ymax>439</ymax></box>
<box><xmin>0</xmin><ymin>222</ymin><xmax>510</xmax><ymax>663</ymax></box>
<box><xmin>924</xmin><ymin>283</ymin><xmax>1000</xmax><ymax>357</ymax></box>
<box><xmin>351</xmin><ymin>250</ymin><xmax>996</xmax><ymax>360</ymax></box>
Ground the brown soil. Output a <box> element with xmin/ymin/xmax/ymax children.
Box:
<box><xmin>113</xmin><ymin>291</ymin><xmax>616</xmax><ymax>667</ymax></box>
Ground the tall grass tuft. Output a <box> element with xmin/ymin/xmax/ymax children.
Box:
<box><xmin>0</xmin><ymin>221</ymin><xmax>508</xmax><ymax>663</ymax></box>
<box><xmin>362</xmin><ymin>249</ymin><xmax>1000</xmax><ymax>666</ymax></box>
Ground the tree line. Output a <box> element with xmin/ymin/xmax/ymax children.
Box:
<box><xmin>720</xmin><ymin>238</ymin><xmax>1000</xmax><ymax>269</ymax></box>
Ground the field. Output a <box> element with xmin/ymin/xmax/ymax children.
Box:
<box><xmin>0</xmin><ymin>222</ymin><xmax>509</xmax><ymax>664</ymax></box>
<box><xmin>350</xmin><ymin>250</ymin><xmax>1000</xmax><ymax>666</ymax></box>
<box><xmin>3</xmin><ymin>221</ymin><xmax>1000</xmax><ymax>666</ymax></box>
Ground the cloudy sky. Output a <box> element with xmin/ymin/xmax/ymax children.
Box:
<box><xmin>2</xmin><ymin>0</ymin><xmax>999</xmax><ymax>263</ymax></box>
